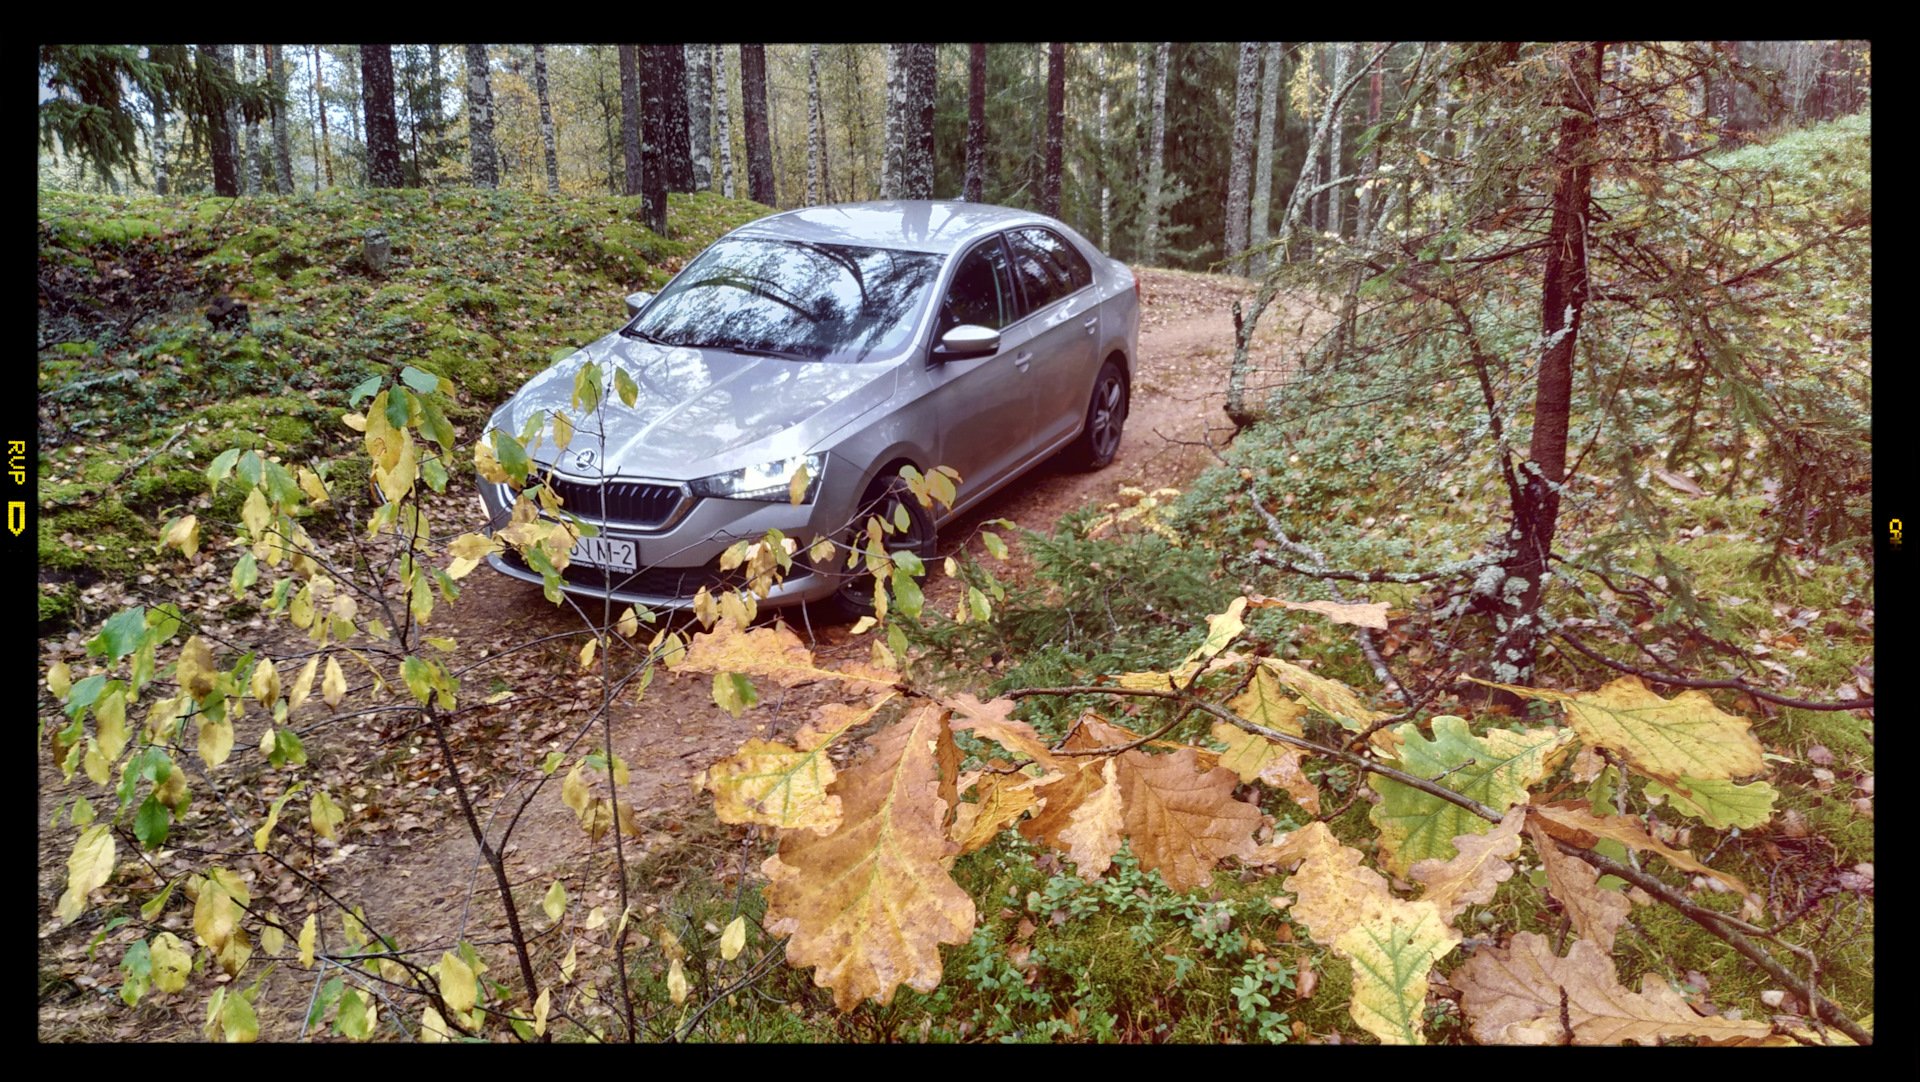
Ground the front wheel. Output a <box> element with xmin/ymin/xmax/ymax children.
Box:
<box><xmin>825</xmin><ymin>476</ymin><xmax>937</xmax><ymax>622</ymax></box>
<box><xmin>1064</xmin><ymin>360</ymin><xmax>1128</xmax><ymax>470</ymax></box>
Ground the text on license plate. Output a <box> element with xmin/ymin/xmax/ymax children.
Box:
<box><xmin>569</xmin><ymin>536</ymin><xmax>636</xmax><ymax>573</ymax></box>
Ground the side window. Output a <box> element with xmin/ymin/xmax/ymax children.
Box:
<box><xmin>1006</xmin><ymin>228</ymin><xmax>1088</xmax><ymax>314</ymax></box>
<box><xmin>939</xmin><ymin>239</ymin><xmax>1012</xmax><ymax>333</ymax></box>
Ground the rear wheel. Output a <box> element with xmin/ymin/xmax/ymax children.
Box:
<box><xmin>825</xmin><ymin>476</ymin><xmax>937</xmax><ymax>622</ymax></box>
<box><xmin>1064</xmin><ymin>360</ymin><xmax>1128</xmax><ymax>470</ymax></box>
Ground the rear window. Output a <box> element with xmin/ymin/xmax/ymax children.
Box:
<box><xmin>632</xmin><ymin>238</ymin><xmax>942</xmax><ymax>364</ymax></box>
<box><xmin>1006</xmin><ymin>227</ymin><xmax>1092</xmax><ymax>314</ymax></box>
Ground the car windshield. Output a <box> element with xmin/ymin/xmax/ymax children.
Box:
<box><xmin>629</xmin><ymin>237</ymin><xmax>943</xmax><ymax>364</ymax></box>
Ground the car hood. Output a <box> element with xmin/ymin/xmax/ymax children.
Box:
<box><xmin>496</xmin><ymin>333</ymin><xmax>898</xmax><ymax>478</ymax></box>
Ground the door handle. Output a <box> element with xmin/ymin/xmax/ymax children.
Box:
<box><xmin>1014</xmin><ymin>352</ymin><xmax>1032</xmax><ymax>371</ymax></box>
<box><xmin>1082</xmin><ymin>316</ymin><xmax>1099</xmax><ymax>335</ymax></box>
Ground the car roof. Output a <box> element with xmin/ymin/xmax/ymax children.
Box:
<box><xmin>728</xmin><ymin>201</ymin><xmax>1058</xmax><ymax>256</ymax></box>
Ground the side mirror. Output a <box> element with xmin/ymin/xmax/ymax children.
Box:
<box><xmin>624</xmin><ymin>291</ymin><xmax>655</xmax><ymax>319</ymax></box>
<box><xmin>933</xmin><ymin>323</ymin><xmax>1001</xmax><ymax>360</ymax></box>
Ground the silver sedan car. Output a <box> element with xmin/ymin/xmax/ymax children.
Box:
<box><xmin>477</xmin><ymin>200</ymin><xmax>1139</xmax><ymax>617</ymax></box>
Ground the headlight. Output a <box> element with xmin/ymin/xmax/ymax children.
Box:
<box><xmin>689</xmin><ymin>453</ymin><xmax>824</xmax><ymax>503</ymax></box>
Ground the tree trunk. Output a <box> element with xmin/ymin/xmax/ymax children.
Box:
<box><xmin>715</xmin><ymin>45</ymin><xmax>734</xmax><ymax>199</ymax></box>
<box><xmin>242</xmin><ymin>45</ymin><xmax>263</xmax><ymax>195</ymax></box>
<box><xmin>1029</xmin><ymin>44</ymin><xmax>1046</xmax><ymax>201</ymax></box>
<box><xmin>1042</xmin><ymin>43</ymin><xmax>1065</xmax><ymax>217</ymax></box>
<box><xmin>200</xmin><ymin>45</ymin><xmax>239</xmax><ymax>196</ymax></box>
<box><xmin>816</xmin><ymin>58</ymin><xmax>833</xmax><ymax>202</ymax></box>
<box><xmin>1134</xmin><ymin>42</ymin><xmax>1150</xmax><ymax>199</ymax></box>
<box><xmin>150</xmin><ymin>86</ymin><xmax>170</xmax><ymax>196</ymax></box>
<box><xmin>1141</xmin><ymin>43</ymin><xmax>1171</xmax><ymax>265</ymax></box>
<box><xmin>1488</xmin><ymin>42</ymin><xmax>1599</xmax><ymax>687</ymax></box>
<box><xmin>535</xmin><ymin>44</ymin><xmax>560</xmax><ymax>195</ymax></box>
<box><xmin>311</xmin><ymin>45</ymin><xmax>333</xmax><ymax>188</ymax></box>
<box><xmin>1248</xmin><ymin>41</ymin><xmax>1283</xmax><ymax>277</ymax></box>
<box><xmin>465</xmin><ymin>44</ymin><xmax>498</xmax><ymax>189</ymax></box>
<box><xmin>1096</xmin><ymin>44</ymin><xmax>1111</xmax><ymax>249</ymax></box>
<box><xmin>907</xmin><ymin>44</ymin><xmax>936</xmax><ymax>199</ymax></box>
<box><xmin>807</xmin><ymin>45</ymin><xmax>821</xmax><ymax>204</ymax></box>
<box><xmin>640</xmin><ymin>45</ymin><xmax>675</xmax><ymax>232</ymax></box>
<box><xmin>964</xmin><ymin>43</ymin><xmax>986</xmax><ymax>203</ymax></box>
<box><xmin>657</xmin><ymin>45</ymin><xmax>693</xmax><ymax>192</ymax></box>
<box><xmin>882</xmin><ymin>45</ymin><xmax>901</xmax><ymax>199</ymax></box>
<box><xmin>619</xmin><ymin>45</ymin><xmax>642</xmax><ymax>196</ymax></box>
<box><xmin>741</xmin><ymin>45</ymin><xmax>775</xmax><ymax>205</ymax></box>
<box><xmin>268</xmin><ymin>46</ymin><xmax>293</xmax><ymax>193</ymax></box>
<box><xmin>1225</xmin><ymin>42</ymin><xmax>1261</xmax><ymax>275</ymax></box>
<box><xmin>686</xmin><ymin>44</ymin><xmax>712</xmax><ymax>192</ymax></box>
<box><xmin>1324</xmin><ymin>45</ymin><xmax>1350</xmax><ymax>239</ymax></box>
<box><xmin>362</xmin><ymin>45</ymin><xmax>404</xmax><ymax>188</ymax></box>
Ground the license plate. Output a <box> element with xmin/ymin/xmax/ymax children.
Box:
<box><xmin>569</xmin><ymin>535</ymin><xmax>636</xmax><ymax>574</ymax></box>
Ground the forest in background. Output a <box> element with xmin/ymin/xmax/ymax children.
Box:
<box><xmin>40</xmin><ymin>42</ymin><xmax>1870</xmax><ymax>272</ymax></box>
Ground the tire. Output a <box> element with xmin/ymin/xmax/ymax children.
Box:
<box><xmin>825</xmin><ymin>475</ymin><xmax>938</xmax><ymax>622</ymax></box>
<box><xmin>1064</xmin><ymin>360</ymin><xmax>1128</xmax><ymax>470</ymax></box>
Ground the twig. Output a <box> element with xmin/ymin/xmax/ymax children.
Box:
<box><xmin>1554</xmin><ymin>627</ymin><xmax>1873</xmax><ymax>711</ymax></box>
<box><xmin>110</xmin><ymin>423</ymin><xmax>191</xmax><ymax>485</ymax></box>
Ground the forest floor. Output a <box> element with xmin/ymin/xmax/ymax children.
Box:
<box><xmin>37</xmin><ymin>267</ymin><xmax>1326</xmax><ymax>1041</ymax></box>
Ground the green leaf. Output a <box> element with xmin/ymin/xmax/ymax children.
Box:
<box><xmin>307</xmin><ymin>976</ymin><xmax>344</xmax><ymax>1028</ymax></box>
<box><xmin>400</xmin><ymin>365</ymin><xmax>442</xmax><ymax>395</ymax></box>
<box><xmin>64</xmin><ymin>674</ymin><xmax>108</xmax><ymax>718</ymax></box>
<box><xmin>543</xmin><ymin>880</ymin><xmax>567</xmax><ymax>923</ymax></box>
<box><xmin>230</xmin><ymin>552</ymin><xmax>259</xmax><ymax>597</ymax></box>
<box><xmin>1335</xmin><ymin>902</ymin><xmax>1458</xmax><ymax>1044</ymax></box>
<box><xmin>572</xmin><ymin>362</ymin><xmax>602</xmax><ymax>413</ymax></box>
<box><xmin>90</xmin><ymin>607</ymin><xmax>148</xmax><ymax>661</ymax></box>
<box><xmin>401</xmin><ymin>656</ymin><xmax>434</xmax><ymax>704</ymax></box>
<box><xmin>890</xmin><ymin>566</ymin><xmax>924</xmax><ymax>620</ymax></box>
<box><xmin>133</xmin><ymin>795</ymin><xmax>171</xmax><ymax>850</ymax></box>
<box><xmin>146</xmin><ymin>603</ymin><xmax>185</xmax><ymax>642</ymax></box>
<box><xmin>712</xmin><ymin>672</ymin><xmax>757</xmax><ymax>719</ymax></box>
<box><xmin>981</xmin><ymin>531</ymin><xmax>1008</xmax><ymax>560</ymax></box>
<box><xmin>347</xmin><ymin>374</ymin><xmax>383</xmax><ymax>407</ymax></box>
<box><xmin>417</xmin><ymin>395</ymin><xmax>456</xmax><ymax>456</ymax></box>
<box><xmin>235</xmin><ymin>449</ymin><xmax>264</xmax><ymax>489</ymax></box>
<box><xmin>274</xmin><ymin>728</ymin><xmax>308</xmax><ymax>767</ymax></box>
<box><xmin>540</xmin><ymin>750</ymin><xmax>564</xmax><ymax>775</ymax></box>
<box><xmin>491</xmin><ymin>430</ymin><xmax>530</xmax><ymax>487</ymax></box>
<box><xmin>385</xmin><ymin>385</ymin><xmax>412</xmax><ymax>432</ymax></box>
<box><xmin>206</xmin><ymin>447</ymin><xmax>241</xmax><ymax>483</ymax></box>
<box><xmin>264</xmin><ymin>459</ymin><xmax>301</xmax><ymax>508</ymax></box>
<box><xmin>614</xmin><ymin>366</ymin><xmax>639</xmax><ymax>408</ymax></box>
<box><xmin>1369</xmin><ymin>718</ymin><xmax>1572</xmax><ymax>876</ymax></box>
<box><xmin>139</xmin><ymin>876</ymin><xmax>178</xmax><ymax>921</ymax></box>
<box><xmin>1644</xmin><ymin>776</ymin><xmax>1778</xmax><ymax>830</ymax></box>
<box><xmin>335</xmin><ymin>988</ymin><xmax>374</xmax><ymax>1040</ymax></box>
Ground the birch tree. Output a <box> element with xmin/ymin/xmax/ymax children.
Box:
<box><xmin>1140</xmin><ymin>42</ymin><xmax>1170</xmax><ymax>265</ymax></box>
<box><xmin>465</xmin><ymin>44</ymin><xmax>497</xmax><ymax>189</ymax></box>
<box><xmin>715</xmin><ymin>44</ymin><xmax>734</xmax><ymax>198</ymax></box>
<box><xmin>964</xmin><ymin>43</ymin><xmax>986</xmax><ymax>202</ymax></box>
<box><xmin>1096</xmin><ymin>44</ymin><xmax>1111</xmax><ymax>249</ymax></box>
<box><xmin>310</xmin><ymin>45</ymin><xmax>333</xmax><ymax>188</ymax></box>
<box><xmin>1225</xmin><ymin>42</ymin><xmax>1261</xmax><ymax>274</ymax></box>
<box><xmin>534</xmin><ymin>44</ymin><xmax>560</xmax><ymax>194</ymax></box>
<box><xmin>149</xmin><ymin>77</ymin><xmax>170</xmax><ymax>196</ymax></box>
<box><xmin>240</xmin><ymin>46</ymin><xmax>262</xmax><ymax>194</ymax></box>
<box><xmin>687</xmin><ymin>44</ymin><xmax>712</xmax><ymax>192</ymax></box>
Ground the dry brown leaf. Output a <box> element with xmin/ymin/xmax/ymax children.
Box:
<box><xmin>1258</xmin><ymin>657</ymin><xmax>1390</xmax><ymax>733</ymax></box>
<box><xmin>1409</xmin><ymin>809</ymin><xmax>1526</xmax><ymax>924</ymax></box>
<box><xmin>1018</xmin><ymin>759</ymin><xmax>1103</xmax><ymax>850</ymax></box>
<box><xmin>1524</xmin><ymin>817</ymin><xmax>1630</xmax><ymax>953</ymax></box>
<box><xmin>761</xmin><ymin>703</ymin><xmax>975</xmax><ymax>1010</ymax></box>
<box><xmin>674</xmin><ymin>618</ymin><xmax>824</xmax><ymax>687</ymax></box>
<box><xmin>1226</xmin><ymin>666</ymin><xmax>1308</xmax><ymax>737</ymax></box>
<box><xmin>1058</xmin><ymin>759</ymin><xmax>1126</xmax><ymax>879</ymax></box>
<box><xmin>1264</xmin><ymin>821</ymin><xmax>1396</xmax><ymax>952</ymax></box>
<box><xmin>1245</xmin><ymin>593</ymin><xmax>1391</xmax><ymax>630</ymax></box>
<box><xmin>1652</xmin><ymin>468</ymin><xmax>1705</xmax><ymax>497</ymax></box>
<box><xmin>792</xmin><ymin>700</ymin><xmax>875</xmax><ymax>752</ymax></box>
<box><xmin>944</xmin><ymin>693</ymin><xmax>1065</xmax><ymax>770</ymax></box>
<box><xmin>1531</xmin><ymin>801</ymin><xmax>1747</xmax><ymax>894</ymax></box>
<box><xmin>1114</xmin><ymin>746</ymin><xmax>1262</xmax><ymax>893</ymax></box>
<box><xmin>1211</xmin><ymin>721</ymin><xmax>1319</xmax><ymax>814</ymax></box>
<box><xmin>1454</xmin><ymin>932</ymin><xmax>1774</xmax><ymax>1045</ymax></box>
<box><xmin>949</xmin><ymin>773</ymin><xmax>1039</xmax><ymax>856</ymax></box>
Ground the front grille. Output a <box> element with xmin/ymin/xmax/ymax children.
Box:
<box><xmin>499</xmin><ymin>547</ymin><xmax>733</xmax><ymax>599</ymax></box>
<box><xmin>543</xmin><ymin>477</ymin><xmax>685</xmax><ymax>529</ymax></box>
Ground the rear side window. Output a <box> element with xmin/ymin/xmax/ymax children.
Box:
<box><xmin>939</xmin><ymin>239</ymin><xmax>1013</xmax><ymax>333</ymax></box>
<box><xmin>1006</xmin><ymin>227</ymin><xmax>1091</xmax><ymax>314</ymax></box>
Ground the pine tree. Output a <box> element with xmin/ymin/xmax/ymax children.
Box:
<box><xmin>964</xmin><ymin>43</ymin><xmax>986</xmax><ymax>203</ymax></box>
<box><xmin>619</xmin><ymin>44</ymin><xmax>642</xmax><ymax>196</ymax></box>
<box><xmin>535</xmin><ymin>44</ymin><xmax>560</xmax><ymax>195</ymax></box>
<box><xmin>1140</xmin><ymin>43</ymin><xmax>1170</xmax><ymax>264</ymax></box>
<box><xmin>741</xmin><ymin>44</ymin><xmax>775</xmax><ymax>204</ymax></box>
<box><xmin>1248</xmin><ymin>41</ymin><xmax>1283</xmax><ymax>276</ymax></box>
<box><xmin>1225</xmin><ymin>42</ymin><xmax>1260</xmax><ymax>274</ymax></box>
<box><xmin>1041</xmin><ymin>43</ymin><xmax>1064</xmax><ymax>217</ymax></box>
<box><xmin>465</xmin><ymin>44</ymin><xmax>497</xmax><ymax>189</ymax></box>
<box><xmin>362</xmin><ymin>45</ymin><xmax>404</xmax><ymax>188</ymax></box>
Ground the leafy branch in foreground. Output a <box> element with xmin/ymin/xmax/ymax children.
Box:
<box><xmin>686</xmin><ymin>596</ymin><xmax>1868</xmax><ymax>1044</ymax></box>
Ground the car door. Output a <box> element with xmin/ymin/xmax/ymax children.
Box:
<box><xmin>917</xmin><ymin>237</ymin><xmax>1036</xmax><ymax>496</ymax></box>
<box><xmin>1004</xmin><ymin>227</ymin><xmax>1101</xmax><ymax>451</ymax></box>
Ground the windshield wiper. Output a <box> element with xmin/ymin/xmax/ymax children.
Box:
<box><xmin>687</xmin><ymin>341</ymin><xmax>812</xmax><ymax>361</ymax></box>
<box><xmin>619</xmin><ymin>325</ymin><xmax>667</xmax><ymax>343</ymax></box>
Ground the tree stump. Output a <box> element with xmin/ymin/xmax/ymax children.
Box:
<box><xmin>207</xmin><ymin>295</ymin><xmax>250</xmax><ymax>332</ymax></box>
<box><xmin>363</xmin><ymin>228</ymin><xmax>391</xmax><ymax>273</ymax></box>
